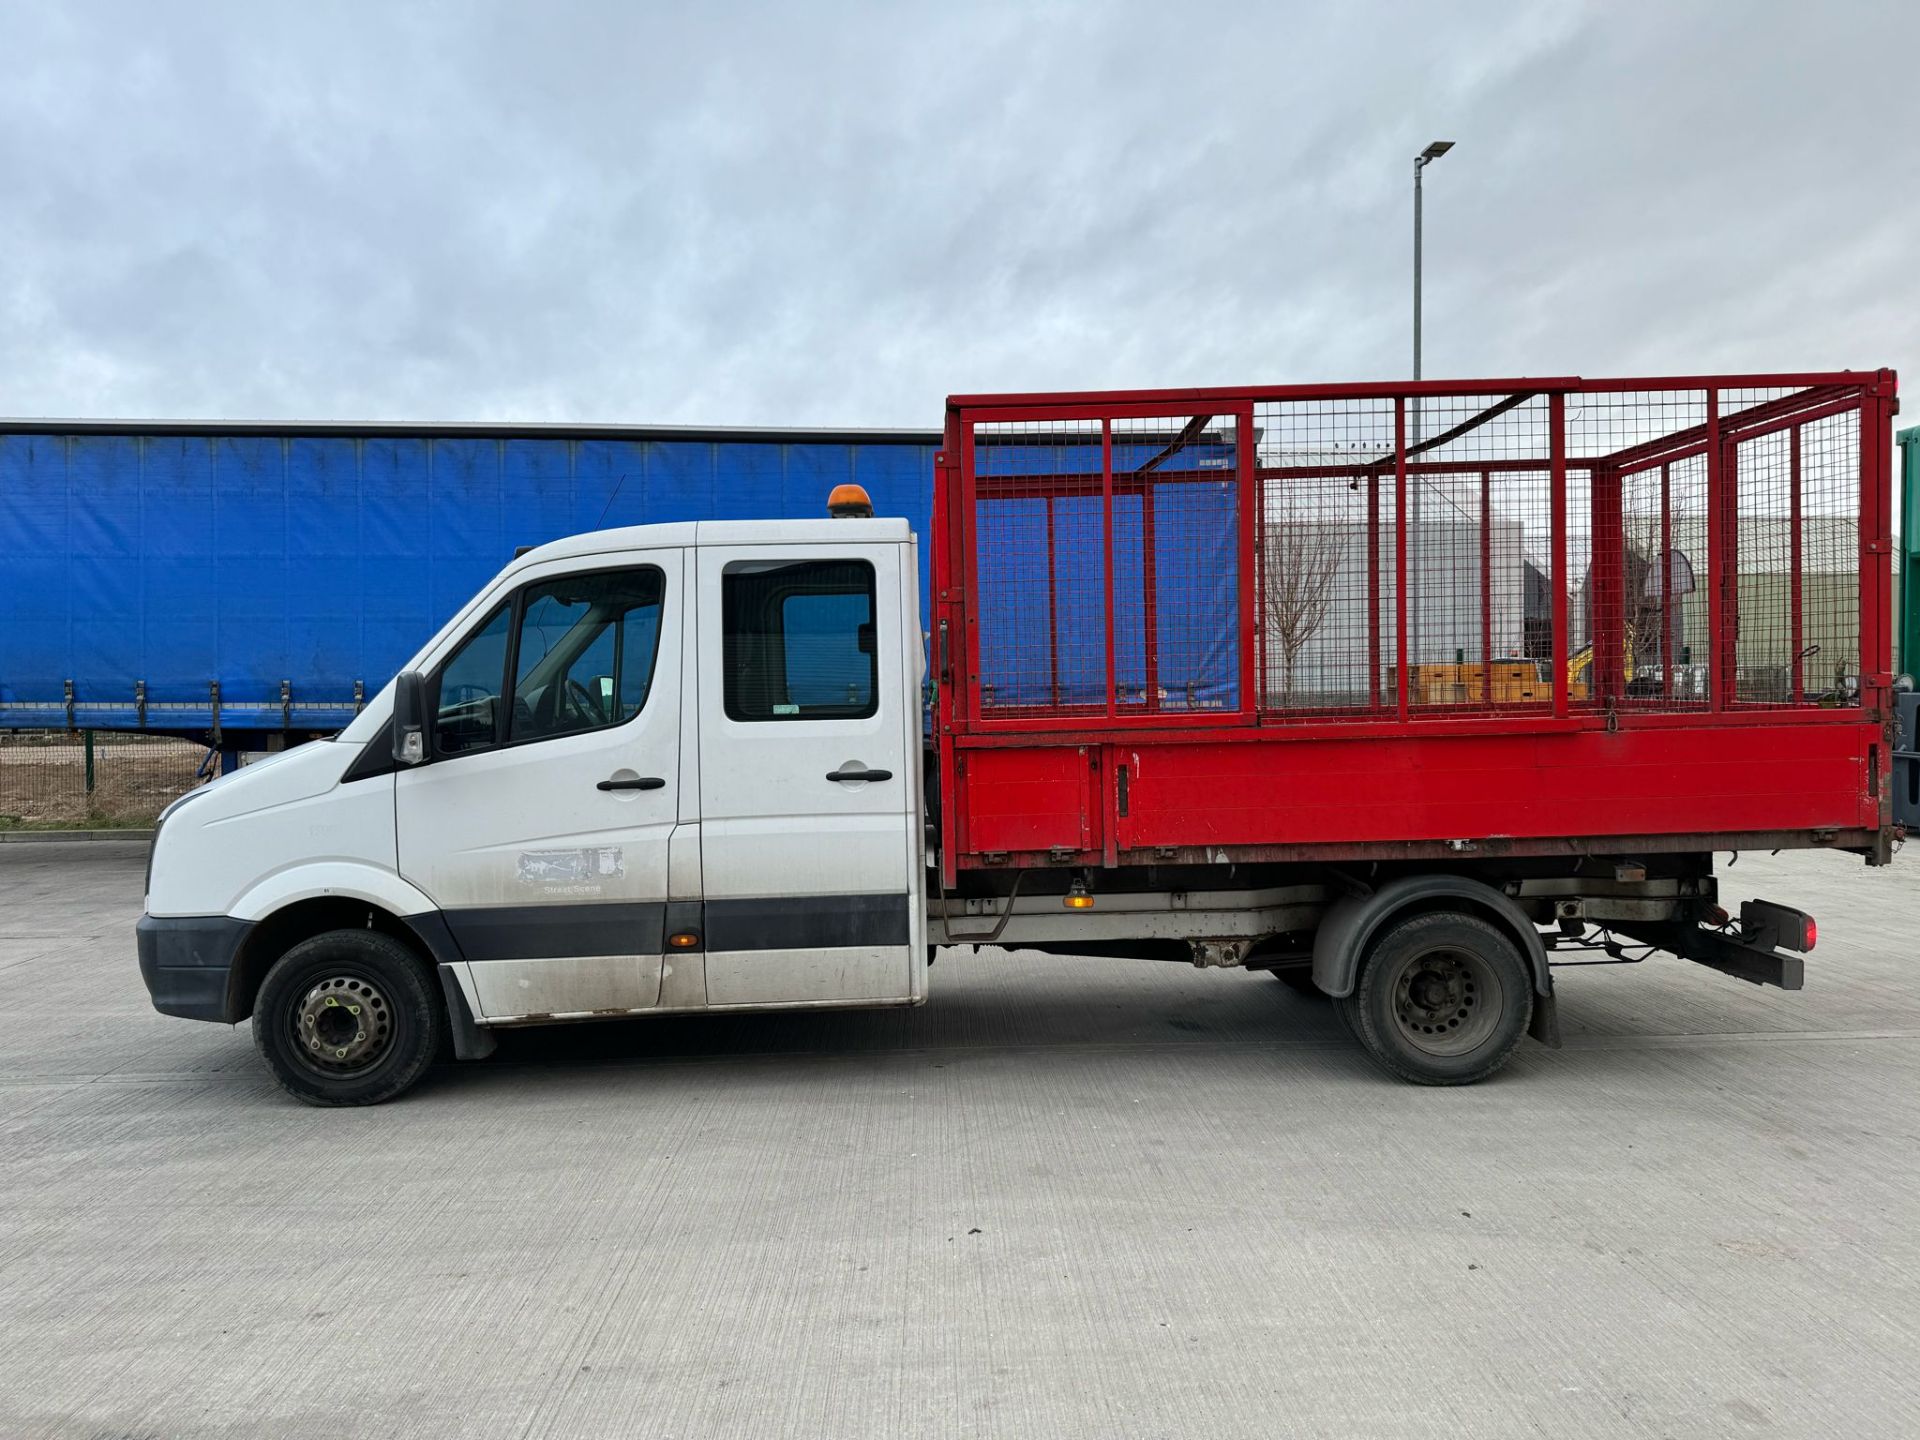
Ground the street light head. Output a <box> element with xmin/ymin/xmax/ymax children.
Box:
<box><xmin>1418</xmin><ymin>140</ymin><xmax>1455</xmax><ymax>164</ymax></box>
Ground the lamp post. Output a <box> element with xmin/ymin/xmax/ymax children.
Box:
<box><xmin>1412</xmin><ymin>139</ymin><xmax>1453</xmax><ymax>438</ymax></box>
<box><xmin>1409</xmin><ymin>140</ymin><xmax>1452</xmax><ymax>676</ymax></box>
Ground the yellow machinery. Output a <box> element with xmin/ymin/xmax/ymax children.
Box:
<box><xmin>1566</xmin><ymin>623</ymin><xmax>1638</xmax><ymax>702</ymax></box>
<box><xmin>1408</xmin><ymin>629</ymin><xmax>1636</xmax><ymax>707</ymax></box>
<box><xmin>1407</xmin><ymin>659</ymin><xmax>1552</xmax><ymax>707</ymax></box>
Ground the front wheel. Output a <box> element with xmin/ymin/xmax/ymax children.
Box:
<box><xmin>1338</xmin><ymin>911</ymin><xmax>1532</xmax><ymax>1085</ymax></box>
<box><xmin>251</xmin><ymin>929</ymin><xmax>443</xmax><ymax>1106</ymax></box>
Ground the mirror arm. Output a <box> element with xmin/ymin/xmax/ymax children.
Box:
<box><xmin>392</xmin><ymin>671</ymin><xmax>428</xmax><ymax>765</ymax></box>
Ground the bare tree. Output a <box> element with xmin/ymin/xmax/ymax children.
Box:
<box><xmin>1263</xmin><ymin>488</ymin><xmax>1346</xmax><ymax>705</ymax></box>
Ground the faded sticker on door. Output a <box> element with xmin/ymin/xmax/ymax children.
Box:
<box><xmin>518</xmin><ymin>847</ymin><xmax>625</xmax><ymax>891</ymax></box>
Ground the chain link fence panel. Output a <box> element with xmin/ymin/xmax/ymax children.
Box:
<box><xmin>0</xmin><ymin>732</ymin><xmax>211</xmax><ymax>830</ymax></box>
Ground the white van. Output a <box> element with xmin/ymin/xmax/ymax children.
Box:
<box><xmin>140</xmin><ymin>515</ymin><xmax>929</xmax><ymax>1104</ymax></box>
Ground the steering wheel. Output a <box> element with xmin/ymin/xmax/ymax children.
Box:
<box><xmin>564</xmin><ymin>677</ymin><xmax>604</xmax><ymax>728</ymax></box>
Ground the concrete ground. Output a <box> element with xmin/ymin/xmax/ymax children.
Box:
<box><xmin>2</xmin><ymin>843</ymin><xmax>1917</xmax><ymax>1440</ymax></box>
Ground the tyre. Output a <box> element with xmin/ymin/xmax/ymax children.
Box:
<box><xmin>251</xmin><ymin>929</ymin><xmax>443</xmax><ymax>1106</ymax></box>
<box><xmin>1336</xmin><ymin>910</ymin><xmax>1532</xmax><ymax>1085</ymax></box>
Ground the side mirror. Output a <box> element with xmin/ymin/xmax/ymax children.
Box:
<box><xmin>392</xmin><ymin>671</ymin><xmax>428</xmax><ymax>765</ymax></box>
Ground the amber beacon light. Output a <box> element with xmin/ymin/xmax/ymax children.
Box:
<box><xmin>827</xmin><ymin>483</ymin><xmax>874</xmax><ymax>517</ymax></box>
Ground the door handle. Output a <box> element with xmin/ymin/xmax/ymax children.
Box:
<box><xmin>597</xmin><ymin>776</ymin><xmax>666</xmax><ymax>791</ymax></box>
<box><xmin>826</xmin><ymin>767</ymin><xmax>893</xmax><ymax>783</ymax></box>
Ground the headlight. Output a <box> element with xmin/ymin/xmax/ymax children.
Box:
<box><xmin>144</xmin><ymin>811</ymin><xmax>165</xmax><ymax>900</ymax></box>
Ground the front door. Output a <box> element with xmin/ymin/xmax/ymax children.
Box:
<box><xmin>695</xmin><ymin>539</ymin><xmax>921</xmax><ymax>1006</ymax></box>
<box><xmin>396</xmin><ymin>552</ymin><xmax>683</xmax><ymax>1020</ymax></box>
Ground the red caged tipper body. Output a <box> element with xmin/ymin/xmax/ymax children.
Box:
<box><xmin>931</xmin><ymin>372</ymin><xmax>1899</xmax><ymax>883</ymax></box>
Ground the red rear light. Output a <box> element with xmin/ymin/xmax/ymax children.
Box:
<box><xmin>1740</xmin><ymin>899</ymin><xmax>1815</xmax><ymax>953</ymax></box>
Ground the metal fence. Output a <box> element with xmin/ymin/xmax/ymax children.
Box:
<box><xmin>0</xmin><ymin>731</ymin><xmax>209</xmax><ymax>829</ymax></box>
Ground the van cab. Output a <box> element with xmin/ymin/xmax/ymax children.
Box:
<box><xmin>138</xmin><ymin>517</ymin><xmax>927</xmax><ymax>1104</ymax></box>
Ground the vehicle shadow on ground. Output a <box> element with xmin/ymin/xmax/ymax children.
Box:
<box><xmin>473</xmin><ymin>972</ymin><xmax>1354</xmax><ymax>1071</ymax></box>
<box><xmin>151</xmin><ymin>968</ymin><xmax>1762</xmax><ymax>1106</ymax></box>
<box><xmin>418</xmin><ymin>974</ymin><xmax>1759</xmax><ymax>1103</ymax></box>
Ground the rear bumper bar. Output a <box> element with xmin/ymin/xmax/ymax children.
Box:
<box><xmin>1614</xmin><ymin>919</ymin><xmax>1805</xmax><ymax>990</ymax></box>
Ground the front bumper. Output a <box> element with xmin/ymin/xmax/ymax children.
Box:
<box><xmin>136</xmin><ymin>914</ymin><xmax>252</xmax><ymax>1022</ymax></box>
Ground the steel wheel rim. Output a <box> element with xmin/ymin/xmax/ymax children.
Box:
<box><xmin>291</xmin><ymin>973</ymin><xmax>394</xmax><ymax>1077</ymax></box>
<box><xmin>1387</xmin><ymin>945</ymin><xmax>1501</xmax><ymax>1057</ymax></box>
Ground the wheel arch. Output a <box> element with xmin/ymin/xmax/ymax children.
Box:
<box><xmin>1311</xmin><ymin>875</ymin><xmax>1553</xmax><ymax>1002</ymax></box>
<box><xmin>224</xmin><ymin>894</ymin><xmax>459</xmax><ymax>1025</ymax></box>
<box><xmin>228</xmin><ymin>863</ymin><xmax>438</xmax><ymax>925</ymax></box>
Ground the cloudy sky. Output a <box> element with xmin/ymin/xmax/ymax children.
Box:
<box><xmin>0</xmin><ymin>1</ymin><xmax>1913</xmax><ymax>428</ymax></box>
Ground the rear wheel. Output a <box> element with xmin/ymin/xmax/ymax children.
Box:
<box><xmin>251</xmin><ymin>929</ymin><xmax>442</xmax><ymax>1106</ymax></box>
<box><xmin>1338</xmin><ymin>911</ymin><xmax>1531</xmax><ymax>1085</ymax></box>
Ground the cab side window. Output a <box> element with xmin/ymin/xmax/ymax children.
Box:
<box><xmin>430</xmin><ymin>566</ymin><xmax>666</xmax><ymax>757</ymax></box>
<box><xmin>508</xmin><ymin>569</ymin><xmax>666</xmax><ymax>743</ymax></box>
<box><xmin>723</xmin><ymin>559</ymin><xmax>877</xmax><ymax>722</ymax></box>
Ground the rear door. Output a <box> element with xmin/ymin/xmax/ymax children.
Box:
<box><xmin>695</xmin><ymin>537</ymin><xmax>921</xmax><ymax>1006</ymax></box>
<box><xmin>396</xmin><ymin>552</ymin><xmax>683</xmax><ymax>1020</ymax></box>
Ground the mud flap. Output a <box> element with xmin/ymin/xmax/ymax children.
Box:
<box><xmin>437</xmin><ymin>964</ymin><xmax>497</xmax><ymax>1061</ymax></box>
<box><xmin>1527</xmin><ymin>989</ymin><xmax>1561</xmax><ymax>1048</ymax></box>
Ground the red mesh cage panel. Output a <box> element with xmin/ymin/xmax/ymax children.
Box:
<box><xmin>1110</xmin><ymin>414</ymin><xmax>1242</xmax><ymax>714</ymax></box>
<box><xmin>1566</xmin><ymin>388</ymin><xmax>1714</xmax><ymax>714</ymax></box>
<box><xmin>1615</xmin><ymin>453</ymin><xmax>1711</xmax><ymax>709</ymax></box>
<box><xmin>1399</xmin><ymin>392</ymin><xmax>1553</xmax><ymax>717</ymax></box>
<box><xmin>969</xmin><ymin>419</ymin><xmax>1109</xmax><ymax>719</ymax></box>
<box><xmin>1795</xmin><ymin>409</ymin><xmax>1863</xmax><ymax>702</ymax></box>
<box><xmin>1740</xmin><ymin>404</ymin><xmax>1865</xmax><ymax>705</ymax></box>
<box><xmin>1733</xmin><ymin>419</ymin><xmax>1798</xmax><ymax>702</ymax></box>
<box><xmin>1251</xmin><ymin>392</ymin><xmax>1560</xmax><ymax>718</ymax></box>
<box><xmin>1252</xmin><ymin>396</ymin><xmax>1397</xmax><ymax>717</ymax></box>
<box><xmin>966</xmin><ymin>412</ymin><xmax>1243</xmax><ymax>725</ymax></box>
<box><xmin>1557</xmin><ymin>384</ymin><xmax>1869</xmax><ymax>714</ymax></box>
